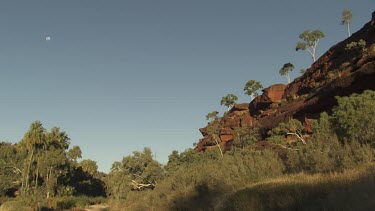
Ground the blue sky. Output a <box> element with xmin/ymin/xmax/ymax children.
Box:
<box><xmin>0</xmin><ymin>0</ymin><xmax>373</xmax><ymax>172</ymax></box>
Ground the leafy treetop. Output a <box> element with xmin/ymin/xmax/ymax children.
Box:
<box><xmin>220</xmin><ymin>94</ymin><xmax>238</xmax><ymax>111</ymax></box>
<box><xmin>279</xmin><ymin>63</ymin><xmax>294</xmax><ymax>83</ymax></box>
<box><xmin>244</xmin><ymin>80</ymin><xmax>263</xmax><ymax>99</ymax></box>
<box><xmin>296</xmin><ymin>30</ymin><xmax>325</xmax><ymax>62</ymax></box>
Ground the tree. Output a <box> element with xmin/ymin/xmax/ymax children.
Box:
<box><xmin>220</xmin><ymin>94</ymin><xmax>238</xmax><ymax>111</ymax></box>
<box><xmin>332</xmin><ymin>90</ymin><xmax>375</xmax><ymax>146</ymax></box>
<box><xmin>279</xmin><ymin>63</ymin><xmax>294</xmax><ymax>83</ymax></box>
<box><xmin>105</xmin><ymin>147</ymin><xmax>165</xmax><ymax>199</ymax></box>
<box><xmin>232</xmin><ymin>126</ymin><xmax>260</xmax><ymax>150</ymax></box>
<box><xmin>341</xmin><ymin>9</ymin><xmax>353</xmax><ymax>37</ymax></box>
<box><xmin>300</xmin><ymin>69</ymin><xmax>306</xmax><ymax>74</ymax></box>
<box><xmin>206</xmin><ymin>111</ymin><xmax>219</xmax><ymax>121</ymax></box>
<box><xmin>68</xmin><ymin>146</ymin><xmax>82</xmax><ymax>163</ymax></box>
<box><xmin>79</xmin><ymin>159</ymin><xmax>98</xmax><ymax>176</ymax></box>
<box><xmin>244</xmin><ymin>80</ymin><xmax>263</xmax><ymax>99</ymax></box>
<box><xmin>206</xmin><ymin>123</ymin><xmax>224</xmax><ymax>157</ymax></box>
<box><xmin>19</xmin><ymin>121</ymin><xmax>47</xmax><ymax>193</ymax></box>
<box><xmin>0</xmin><ymin>143</ymin><xmax>24</xmax><ymax>196</ymax></box>
<box><xmin>296</xmin><ymin>30</ymin><xmax>325</xmax><ymax>62</ymax></box>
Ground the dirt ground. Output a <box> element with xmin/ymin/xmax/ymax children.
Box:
<box><xmin>84</xmin><ymin>204</ymin><xmax>109</xmax><ymax>211</ymax></box>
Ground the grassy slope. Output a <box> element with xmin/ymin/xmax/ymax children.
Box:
<box><xmin>221</xmin><ymin>163</ymin><xmax>375</xmax><ymax>211</ymax></box>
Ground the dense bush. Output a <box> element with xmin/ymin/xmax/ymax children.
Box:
<box><xmin>332</xmin><ymin>90</ymin><xmax>375</xmax><ymax>146</ymax></box>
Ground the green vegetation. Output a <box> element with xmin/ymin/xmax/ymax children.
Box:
<box><xmin>205</xmin><ymin>111</ymin><xmax>219</xmax><ymax>121</ymax></box>
<box><xmin>0</xmin><ymin>8</ymin><xmax>374</xmax><ymax>210</ymax></box>
<box><xmin>1</xmin><ymin>91</ymin><xmax>374</xmax><ymax>210</ymax></box>
<box><xmin>279</xmin><ymin>63</ymin><xmax>294</xmax><ymax>83</ymax></box>
<box><xmin>296</xmin><ymin>30</ymin><xmax>325</xmax><ymax>62</ymax></box>
<box><xmin>342</xmin><ymin>9</ymin><xmax>353</xmax><ymax>37</ymax></box>
<box><xmin>332</xmin><ymin>90</ymin><xmax>375</xmax><ymax>146</ymax></box>
<box><xmin>243</xmin><ymin>80</ymin><xmax>263</xmax><ymax>99</ymax></box>
<box><xmin>346</xmin><ymin>39</ymin><xmax>367</xmax><ymax>52</ymax></box>
<box><xmin>101</xmin><ymin>90</ymin><xmax>375</xmax><ymax>210</ymax></box>
<box><xmin>0</xmin><ymin>122</ymin><xmax>105</xmax><ymax>210</ymax></box>
<box><xmin>220</xmin><ymin>94</ymin><xmax>238</xmax><ymax>111</ymax></box>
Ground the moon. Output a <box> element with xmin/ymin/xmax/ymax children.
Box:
<box><xmin>45</xmin><ymin>36</ymin><xmax>51</xmax><ymax>41</ymax></box>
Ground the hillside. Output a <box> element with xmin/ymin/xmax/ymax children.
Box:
<box><xmin>196</xmin><ymin>11</ymin><xmax>375</xmax><ymax>152</ymax></box>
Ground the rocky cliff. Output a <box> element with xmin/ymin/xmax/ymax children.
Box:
<box><xmin>196</xmin><ymin>11</ymin><xmax>375</xmax><ymax>152</ymax></box>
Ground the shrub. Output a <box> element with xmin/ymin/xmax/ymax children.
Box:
<box><xmin>332</xmin><ymin>90</ymin><xmax>375</xmax><ymax>146</ymax></box>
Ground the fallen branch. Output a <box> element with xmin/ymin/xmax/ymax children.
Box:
<box><xmin>287</xmin><ymin>130</ymin><xmax>306</xmax><ymax>144</ymax></box>
<box><xmin>131</xmin><ymin>180</ymin><xmax>155</xmax><ymax>191</ymax></box>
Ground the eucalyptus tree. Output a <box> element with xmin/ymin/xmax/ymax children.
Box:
<box><xmin>220</xmin><ymin>94</ymin><xmax>238</xmax><ymax>111</ymax></box>
<box><xmin>244</xmin><ymin>80</ymin><xmax>263</xmax><ymax>99</ymax></box>
<box><xmin>206</xmin><ymin>123</ymin><xmax>223</xmax><ymax>157</ymax></box>
<box><xmin>206</xmin><ymin>111</ymin><xmax>219</xmax><ymax>121</ymax></box>
<box><xmin>296</xmin><ymin>30</ymin><xmax>325</xmax><ymax>62</ymax></box>
<box><xmin>341</xmin><ymin>9</ymin><xmax>353</xmax><ymax>37</ymax></box>
<box><xmin>279</xmin><ymin>63</ymin><xmax>294</xmax><ymax>83</ymax></box>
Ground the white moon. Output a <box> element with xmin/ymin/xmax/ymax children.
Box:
<box><xmin>45</xmin><ymin>36</ymin><xmax>51</xmax><ymax>41</ymax></box>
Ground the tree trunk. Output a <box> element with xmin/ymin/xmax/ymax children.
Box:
<box><xmin>35</xmin><ymin>157</ymin><xmax>40</xmax><ymax>193</ymax></box>
<box><xmin>213</xmin><ymin>135</ymin><xmax>224</xmax><ymax>157</ymax></box>
<box><xmin>25</xmin><ymin>148</ymin><xmax>34</xmax><ymax>192</ymax></box>
<box><xmin>347</xmin><ymin>23</ymin><xmax>351</xmax><ymax>37</ymax></box>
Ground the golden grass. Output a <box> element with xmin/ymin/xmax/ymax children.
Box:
<box><xmin>221</xmin><ymin>163</ymin><xmax>375</xmax><ymax>211</ymax></box>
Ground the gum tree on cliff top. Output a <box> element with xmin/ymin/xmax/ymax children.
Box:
<box><xmin>296</xmin><ymin>30</ymin><xmax>325</xmax><ymax>62</ymax></box>
<box><xmin>341</xmin><ymin>9</ymin><xmax>353</xmax><ymax>37</ymax></box>
<box><xmin>244</xmin><ymin>80</ymin><xmax>263</xmax><ymax>99</ymax></box>
<box><xmin>221</xmin><ymin>94</ymin><xmax>238</xmax><ymax>111</ymax></box>
<box><xmin>279</xmin><ymin>63</ymin><xmax>294</xmax><ymax>84</ymax></box>
<box><xmin>206</xmin><ymin>111</ymin><xmax>219</xmax><ymax>121</ymax></box>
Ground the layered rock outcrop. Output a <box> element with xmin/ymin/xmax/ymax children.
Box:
<box><xmin>196</xmin><ymin>11</ymin><xmax>375</xmax><ymax>152</ymax></box>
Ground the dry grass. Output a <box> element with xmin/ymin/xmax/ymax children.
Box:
<box><xmin>221</xmin><ymin>162</ymin><xmax>375</xmax><ymax>211</ymax></box>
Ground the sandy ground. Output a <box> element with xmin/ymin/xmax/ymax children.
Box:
<box><xmin>84</xmin><ymin>204</ymin><xmax>109</xmax><ymax>211</ymax></box>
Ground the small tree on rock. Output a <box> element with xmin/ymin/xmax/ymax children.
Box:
<box><xmin>220</xmin><ymin>94</ymin><xmax>238</xmax><ymax>111</ymax></box>
<box><xmin>341</xmin><ymin>9</ymin><xmax>353</xmax><ymax>37</ymax></box>
<box><xmin>244</xmin><ymin>80</ymin><xmax>263</xmax><ymax>99</ymax></box>
<box><xmin>279</xmin><ymin>63</ymin><xmax>294</xmax><ymax>83</ymax></box>
<box><xmin>296</xmin><ymin>30</ymin><xmax>325</xmax><ymax>62</ymax></box>
<box><xmin>206</xmin><ymin>111</ymin><xmax>219</xmax><ymax>121</ymax></box>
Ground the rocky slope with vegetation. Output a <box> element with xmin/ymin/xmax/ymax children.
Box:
<box><xmin>196</xmin><ymin>11</ymin><xmax>375</xmax><ymax>153</ymax></box>
<box><xmin>1</xmin><ymin>10</ymin><xmax>375</xmax><ymax>211</ymax></box>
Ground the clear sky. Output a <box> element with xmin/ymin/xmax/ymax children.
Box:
<box><xmin>0</xmin><ymin>0</ymin><xmax>373</xmax><ymax>172</ymax></box>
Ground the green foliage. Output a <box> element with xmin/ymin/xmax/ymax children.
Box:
<box><xmin>332</xmin><ymin>90</ymin><xmax>375</xmax><ymax>146</ymax></box>
<box><xmin>296</xmin><ymin>30</ymin><xmax>325</xmax><ymax>62</ymax></box>
<box><xmin>79</xmin><ymin>159</ymin><xmax>98</xmax><ymax>176</ymax></box>
<box><xmin>243</xmin><ymin>80</ymin><xmax>263</xmax><ymax>98</ymax></box>
<box><xmin>67</xmin><ymin>145</ymin><xmax>82</xmax><ymax>162</ymax></box>
<box><xmin>232</xmin><ymin>126</ymin><xmax>260</xmax><ymax>149</ymax></box>
<box><xmin>341</xmin><ymin>9</ymin><xmax>353</xmax><ymax>25</ymax></box>
<box><xmin>279</xmin><ymin>63</ymin><xmax>294</xmax><ymax>83</ymax></box>
<box><xmin>0</xmin><ymin>143</ymin><xmax>24</xmax><ymax>196</ymax></box>
<box><xmin>285</xmin><ymin>139</ymin><xmax>374</xmax><ymax>173</ymax></box>
<box><xmin>0</xmin><ymin>121</ymin><xmax>105</xmax><ymax>199</ymax></box>
<box><xmin>300</xmin><ymin>68</ymin><xmax>306</xmax><ymax>74</ymax></box>
<box><xmin>267</xmin><ymin>119</ymin><xmax>305</xmax><ymax>145</ymax></box>
<box><xmin>205</xmin><ymin>111</ymin><xmax>219</xmax><ymax>121</ymax></box>
<box><xmin>220</xmin><ymin>94</ymin><xmax>238</xmax><ymax>110</ymax></box>
<box><xmin>345</xmin><ymin>39</ymin><xmax>366</xmax><ymax>52</ymax></box>
<box><xmin>105</xmin><ymin>148</ymin><xmax>165</xmax><ymax>200</ymax></box>
<box><xmin>118</xmin><ymin>148</ymin><xmax>285</xmax><ymax>210</ymax></box>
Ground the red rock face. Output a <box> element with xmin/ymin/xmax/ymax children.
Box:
<box><xmin>262</xmin><ymin>84</ymin><xmax>287</xmax><ymax>102</ymax></box>
<box><xmin>195</xmin><ymin>103</ymin><xmax>255</xmax><ymax>152</ymax></box>
<box><xmin>249</xmin><ymin>84</ymin><xmax>287</xmax><ymax>115</ymax></box>
<box><xmin>195</xmin><ymin>11</ymin><xmax>375</xmax><ymax>153</ymax></box>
